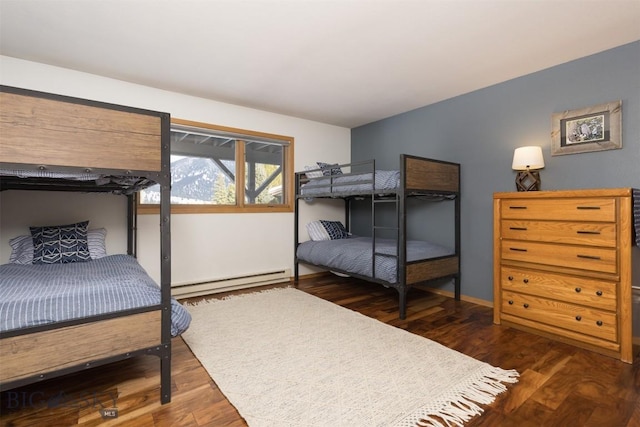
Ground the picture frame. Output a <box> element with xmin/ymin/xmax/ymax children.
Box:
<box><xmin>551</xmin><ymin>100</ymin><xmax>622</xmax><ymax>156</ymax></box>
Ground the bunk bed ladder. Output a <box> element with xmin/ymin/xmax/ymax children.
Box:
<box><xmin>371</xmin><ymin>193</ymin><xmax>401</xmax><ymax>298</ymax></box>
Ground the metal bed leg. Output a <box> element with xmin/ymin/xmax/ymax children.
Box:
<box><xmin>398</xmin><ymin>288</ymin><xmax>407</xmax><ymax>320</ymax></box>
<box><xmin>160</xmin><ymin>343</ymin><xmax>171</xmax><ymax>404</ymax></box>
<box><xmin>294</xmin><ymin>261</ymin><xmax>299</xmax><ymax>288</ymax></box>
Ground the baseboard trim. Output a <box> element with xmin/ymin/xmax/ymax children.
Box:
<box><xmin>292</xmin><ymin>272</ymin><xmax>332</xmax><ymax>281</ymax></box>
<box><xmin>417</xmin><ymin>286</ymin><xmax>493</xmax><ymax>308</ymax></box>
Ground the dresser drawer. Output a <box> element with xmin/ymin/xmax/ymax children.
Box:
<box><xmin>500</xmin><ymin>198</ymin><xmax>616</xmax><ymax>221</ymax></box>
<box><xmin>501</xmin><ymin>291</ymin><xmax>617</xmax><ymax>342</ymax></box>
<box><xmin>501</xmin><ymin>267</ymin><xmax>617</xmax><ymax>311</ymax></box>
<box><xmin>501</xmin><ymin>240</ymin><xmax>617</xmax><ymax>274</ymax></box>
<box><xmin>501</xmin><ymin>220</ymin><xmax>616</xmax><ymax>247</ymax></box>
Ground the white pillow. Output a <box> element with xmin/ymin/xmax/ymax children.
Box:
<box><xmin>8</xmin><ymin>235</ymin><xmax>33</xmax><ymax>264</ymax></box>
<box><xmin>306</xmin><ymin>220</ymin><xmax>349</xmax><ymax>241</ymax></box>
<box><xmin>306</xmin><ymin>221</ymin><xmax>330</xmax><ymax>241</ymax></box>
<box><xmin>304</xmin><ymin>165</ymin><xmax>323</xmax><ymax>179</ymax></box>
<box><xmin>87</xmin><ymin>228</ymin><xmax>108</xmax><ymax>259</ymax></box>
<box><xmin>8</xmin><ymin>228</ymin><xmax>108</xmax><ymax>264</ymax></box>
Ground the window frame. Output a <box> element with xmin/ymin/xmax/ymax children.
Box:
<box><xmin>138</xmin><ymin>118</ymin><xmax>294</xmax><ymax>214</ymax></box>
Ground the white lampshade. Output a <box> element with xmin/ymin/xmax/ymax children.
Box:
<box><xmin>512</xmin><ymin>146</ymin><xmax>545</xmax><ymax>170</ymax></box>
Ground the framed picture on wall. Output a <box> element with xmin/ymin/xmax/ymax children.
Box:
<box><xmin>551</xmin><ymin>100</ymin><xmax>622</xmax><ymax>156</ymax></box>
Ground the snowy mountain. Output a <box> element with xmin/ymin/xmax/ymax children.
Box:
<box><xmin>140</xmin><ymin>157</ymin><xmax>234</xmax><ymax>204</ymax></box>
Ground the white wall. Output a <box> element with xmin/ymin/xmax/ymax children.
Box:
<box><xmin>0</xmin><ymin>191</ymin><xmax>129</xmax><ymax>258</ymax></box>
<box><xmin>0</xmin><ymin>56</ymin><xmax>350</xmax><ymax>283</ymax></box>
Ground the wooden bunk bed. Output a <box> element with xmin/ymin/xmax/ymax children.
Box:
<box><xmin>0</xmin><ymin>85</ymin><xmax>183</xmax><ymax>404</ymax></box>
<box><xmin>294</xmin><ymin>154</ymin><xmax>460</xmax><ymax>319</ymax></box>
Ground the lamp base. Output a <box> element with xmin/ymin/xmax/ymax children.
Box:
<box><xmin>515</xmin><ymin>170</ymin><xmax>541</xmax><ymax>191</ymax></box>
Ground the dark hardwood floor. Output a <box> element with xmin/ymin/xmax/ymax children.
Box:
<box><xmin>2</xmin><ymin>274</ymin><xmax>639</xmax><ymax>426</ymax></box>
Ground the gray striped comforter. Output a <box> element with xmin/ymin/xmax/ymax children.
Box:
<box><xmin>0</xmin><ymin>254</ymin><xmax>191</xmax><ymax>336</ymax></box>
<box><xmin>301</xmin><ymin>170</ymin><xmax>400</xmax><ymax>196</ymax></box>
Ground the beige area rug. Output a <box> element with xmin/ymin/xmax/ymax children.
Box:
<box><xmin>182</xmin><ymin>288</ymin><xmax>518</xmax><ymax>427</ymax></box>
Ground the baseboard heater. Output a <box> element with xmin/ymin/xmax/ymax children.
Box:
<box><xmin>171</xmin><ymin>269</ymin><xmax>291</xmax><ymax>299</ymax></box>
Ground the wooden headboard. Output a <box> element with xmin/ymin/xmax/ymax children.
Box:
<box><xmin>403</xmin><ymin>155</ymin><xmax>460</xmax><ymax>194</ymax></box>
<box><xmin>0</xmin><ymin>86</ymin><xmax>163</xmax><ymax>173</ymax></box>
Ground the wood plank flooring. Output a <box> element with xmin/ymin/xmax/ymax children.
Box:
<box><xmin>1</xmin><ymin>274</ymin><xmax>639</xmax><ymax>426</ymax></box>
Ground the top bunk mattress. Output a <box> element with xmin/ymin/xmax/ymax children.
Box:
<box><xmin>0</xmin><ymin>169</ymin><xmax>158</xmax><ymax>194</ymax></box>
<box><xmin>300</xmin><ymin>170</ymin><xmax>400</xmax><ymax>197</ymax></box>
<box><xmin>0</xmin><ymin>254</ymin><xmax>191</xmax><ymax>336</ymax></box>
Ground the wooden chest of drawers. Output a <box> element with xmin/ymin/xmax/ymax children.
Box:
<box><xmin>493</xmin><ymin>188</ymin><xmax>634</xmax><ymax>363</ymax></box>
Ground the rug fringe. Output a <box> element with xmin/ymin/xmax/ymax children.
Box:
<box><xmin>184</xmin><ymin>286</ymin><xmax>294</xmax><ymax>307</ymax></box>
<box><xmin>396</xmin><ymin>367</ymin><xmax>519</xmax><ymax>427</ymax></box>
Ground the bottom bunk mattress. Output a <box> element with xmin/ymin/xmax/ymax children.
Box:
<box><xmin>296</xmin><ymin>236</ymin><xmax>453</xmax><ymax>283</ymax></box>
<box><xmin>0</xmin><ymin>254</ymin><xmax>191</xmax><ymax>336</ymax></box>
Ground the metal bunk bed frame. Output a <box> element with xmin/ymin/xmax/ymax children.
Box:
<box><xmin>294</xmin><ymin>154</ymin><xmax>460</xmax><ymax>319</ymax></box>
<box><xmin>0</xmin><ymin>85</ymin><xmax>174</xmax><ymax>404</ymax></box>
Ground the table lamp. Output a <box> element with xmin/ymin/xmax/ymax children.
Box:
<box><xmin>512</xmin><ymin>146</ymin><xmax>544</xmax><ymax>191</ymax></box>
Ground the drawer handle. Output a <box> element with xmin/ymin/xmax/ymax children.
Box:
<box><xmin>508</xmin><ymin>300</ymin><xmax>514</xmax><ymax>305</ymax></box>
<box><xmin>509</xmin><ymin>206</ymin><xmax>527</xmax><ymax>210</ymax></box>
<box><xmin>509</xmin><ymin>227</ymin><xmax>528</xmax><ymax>231</ymax></box>
<box><xmin>523</xmin><ymin>278</ymin><xmax>529</xmax><ymax>284</ymax></box>
<box><xmin>510</xmin><ymin>248</ymin><xmax>528</xmax><ymax>252</ymax></box>
<box><xmin>596</xmin><ymin>320</ymin><xmax>603</xmax><ymax>327</ymax></box>
<box><xmin>576</xmin><ymin>206</ymin><xmax>601</xmax><ymax>210</ymax></box>
<box><xmin>596</xmin><ymin>290</ymin><xmax>603</xmax><ymax>296</ymax></box>
<box><xmin>508</xmin><ymin>276</ymin><xmax>514</xmax><ymax>281</ymax></box>
<box><xmin>575</xmin><ymin>316</ymin><xmax>582</xmax><ymax>321</ymax></box>
<box><xmin>523</xmin><ymin>303</ymin><xmax>529</xmax><ymax>308</ymax></box>
<box><xmin>577</xmin><ymin>254</ymin><xmax>601</xmax><ymax>260</ymax></box>
<box><xmin>575</xmin><ymin>287</ymin><xmax>582</xmax><ymax>293</ymax></box>
<box><xmin>577</xmin><ymin>230</ymin><xmax>601</xmax><ymax>235</ymax></box>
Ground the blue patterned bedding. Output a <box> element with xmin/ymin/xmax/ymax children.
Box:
<box><xmin>300</xmin><ymin>170</ymin><xmax>400</xmax><ymax>197</ymax></box>
<box><xmin>0</xmin><ymin>254</ymin><xmax>191</xmax><ymax>336</ymax></box>
<box><xmin>296</xmin><ymin>237</ymin><xmax>453</xmax><ymax>283</ymax></box>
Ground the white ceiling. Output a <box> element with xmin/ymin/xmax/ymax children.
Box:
<box><xmin>1</xmin><ymin>0</ymin><xmax>639</xmax><ymax>128</ymax></box>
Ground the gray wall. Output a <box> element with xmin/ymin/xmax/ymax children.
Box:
<box><xmin>351</xmin><ymin>41</ymin><xmax>640</xmax><ymax>304</ymax></box>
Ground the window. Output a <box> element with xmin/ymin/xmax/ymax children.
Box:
<box><xmin>138</xmin><ymin>118</ymin><xmax>294</xmax><ymax>214</ymax></box>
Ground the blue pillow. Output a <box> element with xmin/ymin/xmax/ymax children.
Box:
<box><xmin>9</xmin><ymin>228</ymin><xmax>108</xmax><ymax>264</ymax></box>
<box><xmin>316</xmin><ymin>162</ymin><xmax>343</xmax><ymax>177</ymax></box>
<box><xmin>30</xmin><ymin>221</ymin><xmax>91</xmax><ymax>264</ymax></box>
<box><xmin>319</xmin><ymin>220</ymin><xmax>349</xmax><ymax>240</ymax></box>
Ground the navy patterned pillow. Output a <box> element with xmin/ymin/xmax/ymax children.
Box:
<box><xmin>30</xmin><ymin>221</ymin><xmax>91</xmax><ymax>264</ymax></box>
<box><xmin>316</xmin><ymin>162</ymin><xmax>343</xmax><ymax>177</ymax></box>
<box><xmin>319</xmin><ymin>220</ymin><xmax>349</xmax><ymax>240</ymax></box>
